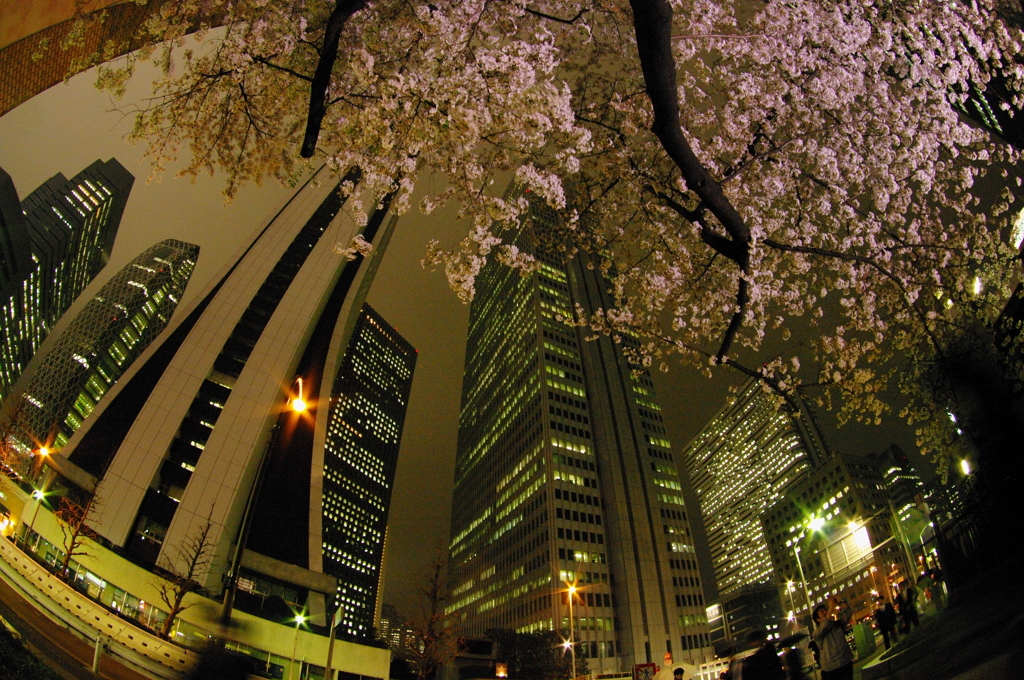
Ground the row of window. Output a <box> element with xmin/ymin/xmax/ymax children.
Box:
<box><xmin>557</xmin><ymin>527</ymin><xmax>604</xmax><ymax>544</ymax></box>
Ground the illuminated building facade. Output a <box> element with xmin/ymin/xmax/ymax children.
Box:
<box><xmin>0</xmin><ymin>159</ymin><xmax>133</xmax><ymax>402</ymax></box>
<box><xmin>680</xmin><ymin>378</ymin><xmax>825</xmax><ymax>599</ymax></box>
<box><xmin>2</xmin><ymin>240</ymin><xmax>198</xmax><ymax>454</ymax></box>
<box><xmin>247</xmin><ymin>303</ymin><xmax>415</xmax><ymax>639</ymax></box>
<box><xmin>21</xmin><ymin>166</ymin><xmax>403</xmax><ymax>647</ymax></box>
<box><xmin>448</xmin><ymin>195</ymin><xmax>711</xmax><ymax>672</ymax></box>
<box><xmin>760</xmin><ymin>453</ymin><xmax>910</xmax><ymax>621</ymax></box>
<box><xmin>869</xmin><ymin>444</ymin><xmax>924</xmax><ymax>534</ymax></box>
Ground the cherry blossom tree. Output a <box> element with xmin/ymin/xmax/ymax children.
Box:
<box><xmin>97</xmin><ymin>0</ymin><xmax>1024</xmax><ymax>473</ymax></box>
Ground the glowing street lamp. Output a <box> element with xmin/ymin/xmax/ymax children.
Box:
<box><xmin>289</xmin><ymin>613</ymin><xmax>307</xmax><ymax>680</ymax></box>
<box><xmin>20</xmin><ymin>488</ymin><xmax>47</xmax><ymax>549</ymax></box>
<box><xmin>291</xmin><ymin>377</ymin><xmax>307</xmax><ymax>413</ymax></box>
<box><xmin>565</xmin><ymin>582</ymin><xmax>578</xmax><ymax>679</ymax></box>
<box><xmin>791</xmin><ymin>516</ymin><xmax>825</xmax><ymax>622</ymax></box>
<box><xmin>31</xmin><ymin>445</ymin><xmax>51</xmax><ymax>479</ymax></box>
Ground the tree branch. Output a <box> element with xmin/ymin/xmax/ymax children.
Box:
<box><xmin>301</xmin><ymin>0</ymin><xmax>369</xmax><ymax>158</ymax></box>
<box><xmin>522</xmin><ymin>6</ymin><xmax>588</xmax><ymax>24</ymax></box>
<box><xmin>628</xmin><ymin>0</ymin><xmax>751</xmax><ymax>254</ymax></box>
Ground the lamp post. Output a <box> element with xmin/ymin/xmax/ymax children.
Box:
<box><xmin>785</xmin><ymin>581</ymin><xmax>797</xmax><ymax>622</ymax></box>
<box><xmin>565</xmin><ymin>582</ymin><xmax>577</xmax><ymax>679</ymax></box>
<box><xmin>792</xmin><ymin>544</ymin><xmax>814</xmax><ymax>621</ymax></box>
<box><xmin>19</xmin><ymin>488</ymin><xmax>46</xmax><ymax>549</ymax></box>
<box><xmin>791</xmin><ymin>516</ymin><xmax>825</xmax><ymax>622</ymax></box>
<box><xmin>288</xmin><ymin>614</ymin><xmax>306</xmax><ymax>680</ymax></box>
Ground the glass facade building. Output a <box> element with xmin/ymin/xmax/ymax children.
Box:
<box><xmin>680</xmin><ymin>378</ymin><xmax>824</xmax><ymax>599</ymax></box>
<box><xmin>0</xmin><ymin>159</ymin><xmax>133</xmax><ymax>402</ymax></box>
<box><xmin>6</xmin><ymin>240</ymin><xmax>198</xmax><ymax>453</ymax></box>
<box><xmin>448</xmin><ymin>194</ymin><xmax>711</xmax><ymax>671</ymax></box>
<box><xmin>30</xmin><ymin>166</ymin><xmax>406</xmax><ymax>638</ymax></box>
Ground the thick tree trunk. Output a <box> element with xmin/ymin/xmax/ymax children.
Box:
<box><xmin>301</xmin><ymin>0</ymin><xmax>368</xmax><ymax>157</ymax></box>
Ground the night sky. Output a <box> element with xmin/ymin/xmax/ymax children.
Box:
<box><xmin>0</xmin><ymin>57</ymin><xmax>925</xmax><ymax>619</ymax></box>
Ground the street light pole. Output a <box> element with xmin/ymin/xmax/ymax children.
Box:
<box><xmin>567</xmin><ymin>585</ymin><xmax>577</xmax><ymax>679</ymax></box>
<box><xmin>792</xmin><ymin>545</ymin><xmax>814</xmax><ymax>621</ymax></box>
<box><xmin>289</xmin><ymin>614</ymin><xmax>306</xmax><ymax>680</ymax></box>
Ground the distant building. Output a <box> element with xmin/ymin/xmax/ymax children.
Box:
<box><xmin>380</xmin><ymin>603</ymin><xmax>419</xmax><ymax>657</ymax></box>
<box><xmin>680</xmin><ymin>378</ymin><xmax>825</xmax><ymax>599</ymax></box>
<box><xmin>760</xmin><ymin>452</ymin><xmax>911</xmax><ymax>622</ymax></box>
<box><xmin>2</xmin><ymin>240</ymin><xmax>198</xmax><ymax>454</ymax></box>
<box><xmin>0</xmin><ymin>160</ymin><xmax>133</xmax><ymax>402</ymax></box>
<box><xmin>868</xmin><ymin>444</ymin><xmax>927</xmax><ymax>548</ymax></box>
<box><xmin>448</xmin><ymin>190</ymin><xmax>711</xmax><ymax>672</ymax></box>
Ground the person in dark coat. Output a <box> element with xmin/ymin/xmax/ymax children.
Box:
<box><xmin>742</xmin><ymin>628</ymin><xmax>785</xmax><ymax>680</ymax></box>
<box><xmin>896</xmin><ymin>584</ymin><xmax>919</xmax><ymax>634</ymax></box>
<box><xmin>872</xmin><ymin>597</ymin><xmax>899</xmax><ymax>649</ymax></box>
<box><xmin>783</xmin><ymin>647</ymin><xmax>811</xmax><ymax>680</ymax></box>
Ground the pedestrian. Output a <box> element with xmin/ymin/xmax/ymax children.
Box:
<box><xmin>741</xmin><ymin>628</ymin><xmax>785</xmax><ymax>680</ymax></box>
<box><xmin>872</xmin><ymin>597</ymin><xmax>899</xmax><ymax>650</ymax></box>
<box><xmin>782</xmin><ymin>647</ymin><xmax>811</xmax><ymax>680</ymax></box>
<box><xmin>811</xmin><ymin>599</ymin><xmax>854</xmax><ymax>680</ymax></box>
<box><xmin>893</xmin><ymin>589</ymin><xmax>906</xmax><ymax>631</ymax></box>
<box><xmin>896</xmin><ymin>584</ymin><xmax>919</xmax><ymax>633</ymax></box>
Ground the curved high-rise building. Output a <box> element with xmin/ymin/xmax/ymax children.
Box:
<box><xmin>3</xmin><ymin>239</ymin><xmax>199</xmax><ymax>453</ymax></box>
<box><xmin>680</xmin><ymin>378</ymin><xmax>826</xmax><ymax>598</ymax></box>
<box><xmin>16</xmin><ymin>165</ymin><xmax>412</xmax><ymax>635</ymax></box>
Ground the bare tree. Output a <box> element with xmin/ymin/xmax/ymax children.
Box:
<box><xmin>54</xmin><ymin>494</ymin><xmax>99</xmax><ymax>580</ymax></box>
<box><xmin>406</xmin><ymin>549</ymin><xmax>463</xmax><ymax>680</ymax></box>
<box><xmin>0</xmin><ymin>399</ymin><xmax>35</xmax><ymax>480</ymax></box>
<box><xmin>156</xmin><ymin>518</ymin><xmax>215</xmax><ymax>639</ymax></box>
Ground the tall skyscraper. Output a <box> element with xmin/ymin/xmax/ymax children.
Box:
<box><xmin>2</xmin><ymin>240</ymin><xmax>198</xmax><ymax>455</ymax></box>
<box><xmin>247</xmin><ymin>303</ymin><xmax>416</xmax><ymax>639</ymax></box>
<box><xmin>680</xmin><ymin>378</ymin><xmax>825</xmax><ymax>600</ymax></box>
<box><xmin>869</xmin><ymin>444</ymin><xmax>924</xmax><ymax>530</ymax></box>
<box><xmin>448</xmin><ymin>196</ymin><xmax>711</xmax><ymax>671</ymax></box>
<box><xmin>0</xmin><ymin>159</ymin><xmax>133</xmax><ymax>401</ymax></box>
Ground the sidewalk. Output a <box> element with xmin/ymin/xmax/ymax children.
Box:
<box><xmin>859</xmin><ymin>555</ymin><xmax>1023</xmax><ymax>680</ymax></box>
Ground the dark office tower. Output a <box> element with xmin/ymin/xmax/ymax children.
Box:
<box><xmin>680</xmin><ymin>378</ymin><xmax>826</xmax><ymax>600</ymax></box>
<box><xmin>0</xmin><ymin>159</ymin><xmax>133</xmax><ymax>401</ymax></box>
<box><xmin>4</xmin><ymin>240</ymin><xmax>198</xmax><ymax>453</ymax></box>
<box><xmin>317</xmin><ymin>304</ymin><xmax>416</xmax><ymax>638</ymax></box>
<box><xmin>448</xmin><ymin>196</ymin><xmax>711</xmax><ymax>671</ymax></box>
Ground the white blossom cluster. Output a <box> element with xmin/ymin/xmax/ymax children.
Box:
<box><xmin>97</xmin><ymin>0</ymin><xmax>1024</xmax><ymax>472</ymax></box>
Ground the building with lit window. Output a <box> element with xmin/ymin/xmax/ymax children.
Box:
<box><xmin>760</xmin><ymin>452</ymin><xmax>910</xmax><ymax>623</ymax></box>
<box><xmin>680</xmin><ymin>378</ymin><xmax>826</xmax><ymax>601</ymax></box>
<box><xmin>448</xmin><ymin>192</ymin><xmax>711</xmax><ymax>672</ymax></box>
<box><xmin>868</xmin><ymin>444</ymin><xmax>926</xmax><ymax>540</ymax></box>
<box><xmin>246</xmin><ymin>303</ymin><xmax>416</xmax><ymax>639</ymax></box>
<box><xmin>1</xmin><ymin>240</ymin><xmax>198</xmax><ymax>456</ymax></box>
<box><xmin>1</xmin><ymin>167</ymin><xmax>399</xmax><ymax>679</ymax></box>
<box><xmin>0</xmin><ymin>159</ymin><xmax>133</xmax><ymax>402</ymax></box>
<box><xmin>706</xmin><ymin>583</ymin><xmax>784</xmax><ymax>656</ymax></box>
